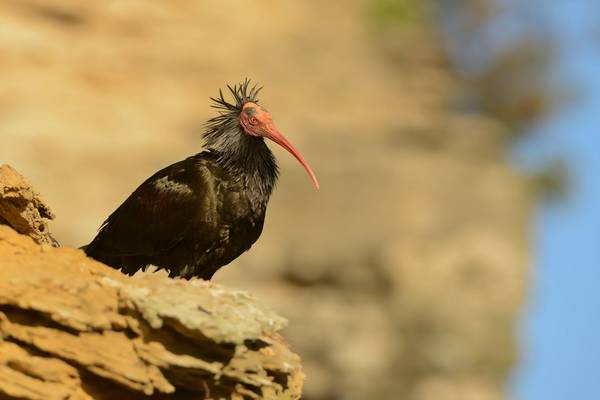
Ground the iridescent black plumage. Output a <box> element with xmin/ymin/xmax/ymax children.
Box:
<box><xmin>84</xmin><ymin>80</ymin><xmax>280</xmax><ymax>279</ymax></box>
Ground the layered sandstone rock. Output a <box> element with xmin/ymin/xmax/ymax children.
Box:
<box><xmin>0</xmin><ymin>164</ymin><xmax>58</xmax><ymax>247</ymax></box>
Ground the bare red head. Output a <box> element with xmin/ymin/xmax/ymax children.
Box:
<box><xmin>239</xmin><ymin>102</ymin><xmax>319</xmax><ymax>190</ymax></box>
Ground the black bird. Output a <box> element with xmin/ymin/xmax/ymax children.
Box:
<box><xmin>84</xmin><ymin>80</ymin><xmax>318</xmax><ymax>280</ymax></box>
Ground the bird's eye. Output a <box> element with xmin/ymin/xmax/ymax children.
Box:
<box><xmin>250</xmin><ymin>117</ymin><xmax>259</xmax><ymax>125</ymax></box>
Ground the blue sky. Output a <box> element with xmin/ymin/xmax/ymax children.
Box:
<box><xmin>510</xmin><ymin>1</ymin><xmax>600</xmax><ymax>399</ymax></box>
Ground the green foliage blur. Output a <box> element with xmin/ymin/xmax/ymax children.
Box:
<box><xmin>368</xmin><ymin>0</ymin><xmax>424</xmax><ymax>27</ymax></box>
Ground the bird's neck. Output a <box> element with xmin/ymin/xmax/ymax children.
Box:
<box><xmin>207</xmin><ymin>131</ymin><xmax>279</xmax><ymax>201</ymax></box>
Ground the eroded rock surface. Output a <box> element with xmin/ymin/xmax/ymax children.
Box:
<box><xmin>0</xmin><ymin>164</ymin><xmax>58</xmax><ymax>247</ymax></box>
<box><xmin>0</xmin><ymin>226</ymin><xmax>303</xmax><ymax>399</ymax></box>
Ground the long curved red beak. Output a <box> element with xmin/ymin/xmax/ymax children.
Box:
<box><xmin>264</xmin><ymin>124</ymin><xmax>319</xmax><ymax>190</ymax></box>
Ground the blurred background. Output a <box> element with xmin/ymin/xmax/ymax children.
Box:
<box><xmin>0</xmin><ymin>0</ymin><xmax>597</xmax><ymax>399</ymax></box>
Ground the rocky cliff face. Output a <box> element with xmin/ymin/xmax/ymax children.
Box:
<box><xmin>0</xmin><ymin>165</ymin><xmax>58</xmax><ymax>247</ymax></box>
<box><xmin>0</xmin><ymin>1</ymin><xmax>531</xmax><ymax>399</ymax></box>
<box><xmin>0</xmin><ymin>167</ymin><xmax>303</xmax><ymax>399</ymax></box>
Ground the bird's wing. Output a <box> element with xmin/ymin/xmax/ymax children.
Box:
<box><xmin>87</xmin><ymin>156</ymin><xmax>211</xmax><ymax>258</ymax></box>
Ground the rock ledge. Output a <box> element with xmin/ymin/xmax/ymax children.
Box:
<box><xmin>0</xmin><ymin>166</ymin><xmax>303</xmax><ymax>400</ymax></box>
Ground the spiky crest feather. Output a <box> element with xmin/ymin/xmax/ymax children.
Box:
<box><xmin>201</xmin><ymin>79</ymin><xmax>278</xmax><ymax>201</ymax></box>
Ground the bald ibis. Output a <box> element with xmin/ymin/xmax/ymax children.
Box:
<box><xmin>84</xmin><ymin>80</ymin><xmax>318</xmax><ymax>280</ymax></box>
